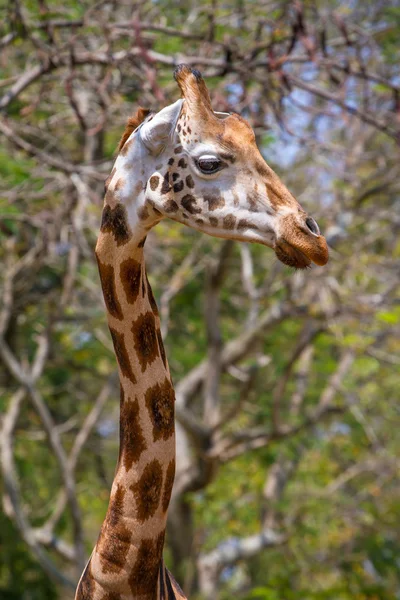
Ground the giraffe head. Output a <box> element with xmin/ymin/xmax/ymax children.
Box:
<box><xmin>118</xmin><ymin>65</ymin><xmax>328</xmax><ymax>269</ymax></box>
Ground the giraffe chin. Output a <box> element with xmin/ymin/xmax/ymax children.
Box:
<box><xmin>274</xmin><ymin>239</ymin><xmax>312</xmax><ymax>270</ymax></box>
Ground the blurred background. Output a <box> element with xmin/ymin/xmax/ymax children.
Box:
<box><xmin>0</xmin><ymin>1</ymin><xmax>399</xmax><ymax>599</ymax></box>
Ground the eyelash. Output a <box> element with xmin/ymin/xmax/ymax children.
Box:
<box><xmin>195</xmin><ymin>157</ymin><xmax>223</xmax><ymax>175</ymax></box>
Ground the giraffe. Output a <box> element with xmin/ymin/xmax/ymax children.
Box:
<box><xmin>75</xmin><ymin>64</ymin><xmax>328</xmax><ymax>600</ymax></box>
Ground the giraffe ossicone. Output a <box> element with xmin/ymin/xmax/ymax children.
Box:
<box><xmin>76</xmin><ymin>65</ymin><xmax>328</xmax><ymax>600</ymax></box>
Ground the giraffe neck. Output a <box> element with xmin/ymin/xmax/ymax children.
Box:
<box><xmin>76</xmin><ymin>201</ymin><xmax>180</xmax><ymax>598</ymax></box>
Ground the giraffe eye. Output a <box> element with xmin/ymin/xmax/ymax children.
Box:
<box><xmin>196</xmin><ymin>155</ymin><xmax>222</xmax><ymax>174</ymax></box>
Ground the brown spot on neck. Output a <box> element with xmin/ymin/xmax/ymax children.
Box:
<box><xmin>130</xmin><ymin>459</ymin><xmax>163</xmax><ymax>522</ymax></box>
<box><xmin>120</xmin><ymin>258</ymin><xmax>142</xmax><ymax>305</ymax></box>
<box><xmin>100</xmin><ymin>204</ymin><xmax>132</xmax><ymax>246</ymax></box>
<box><xmin>119</xmin><ymin>394</ymin><xmax>147</xmax><ymax>470</ymax></box>
<box><xmin>109</xmin><ymin>327</ymin><xmax>137</xmax><ymax>384</ymax></box>
<box><xmin>96</xmin><ymin>484</ymin><xmax>132</xmax><ymax>574</ymax></box>
<box><xmin>97</xmin><ymin>261</ymin><xmax>123</xmax><ymax>321</ymax></box>
<box><xmin>128</xmin><ymin>532</ymin><xmax>165</xmax><ymax>596</ymax></box>
<box><xmin>145</xmin><ymin>379</ymin><xmax>175</xmax><ymax>442</ymax></box>
<box><xmin>131</xmin><ymin>311</ymin><xmax>159</xmax><ymax>372</ymax></box>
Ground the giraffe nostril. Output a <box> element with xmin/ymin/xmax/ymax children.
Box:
<box><xmin>305</xmin><ymin>217</ymin><xmax>320</xmax><ymax>236</ymax></box>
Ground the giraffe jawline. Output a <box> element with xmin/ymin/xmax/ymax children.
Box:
<box><xmin>274</xmin><ymin>239</ymin><xmax>312</xmax><ymax>270</ymax></box>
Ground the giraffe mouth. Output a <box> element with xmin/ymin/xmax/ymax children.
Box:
<box><xmin>273</xmin><ymin>214</ymin><xmax>329</xmax><ymax>269</ymax></box>
<box><xmin>274</xmin><ymin>239</ymin><xmax>312</xmax><ymax>269</ymax></box>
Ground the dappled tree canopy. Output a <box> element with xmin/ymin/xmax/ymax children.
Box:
<box><xmin>0</xmin><ymin>1</ymin><xmax>399</xmax><ymax>598</ymax></box>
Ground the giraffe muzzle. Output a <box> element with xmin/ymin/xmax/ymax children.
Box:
<box><xmin>274</xmin><ymin>213</ymin><xmax>329</xmax><ymax>269</ymax></box>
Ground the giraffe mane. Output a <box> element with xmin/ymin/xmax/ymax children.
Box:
<box><xmin>118</xmin><ymin>107</ymin><xmax>151</xmax><ymax>151</ymax></box>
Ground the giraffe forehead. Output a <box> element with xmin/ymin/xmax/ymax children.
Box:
<box><xmin>176</xmin><ymin>106</ymin><xmax>260</xmax><ymax>159</ymax></box>
<box><xmin>214</xmin><ymin>114</ymin><xmax>257</xmax><ymax>150</ymax></box>
<box><xmin>183</xmin><ymin>140</ymin><xmax>223</xmax><ymax>158</ymax></box>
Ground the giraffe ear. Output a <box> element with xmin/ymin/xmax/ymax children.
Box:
<box><xmin>174</xmin><ymin>64</ymin><xmax>214</xmax><ymax>116</ymax></box>
<box><xmin>139</xmin><ymin>99</ymin><xmax>183</xmax><ymax>156</ymax></box>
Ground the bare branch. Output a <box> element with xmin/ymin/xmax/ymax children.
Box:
<box><xmin>0</xmin><ymin>389</ymin><xmax>75</xmax><ymax>589</ymax></box>
<box><xmin>211</xmin><ymin>349</ymin><xmax>355</xmax><ymax>463</ymax></box>
<box><xmin>176</xmin><ymin>300</ymin><xmax>298</xmax><ymax>408</ymax></box>
<box><xmin>0</xmin><ymin>118</ymin><xmax>105</xmax><ymax>179</ymax></box>
<box><xmin>287</xmin><ymin>74</ymin><xmax>399</xmax><ymax>144</ymax></box>
<box><xmin>44</xmin><ymin>377</ymin><xmax>114</xmax><ymax>533</ymax></box>
<box><xmin>198</xmin><ymin>527</ymin><xmax>285</xmax><ymax>598</ymax></box>
<box><xmin>0</xmin><ymin>334</ymin><xmax>86</xmax><ymax>570</ymax></box>
<box><xmin>203</xmin><ymin>240</ymin><xmax>234</xmax><ymax>428</ymax></box>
